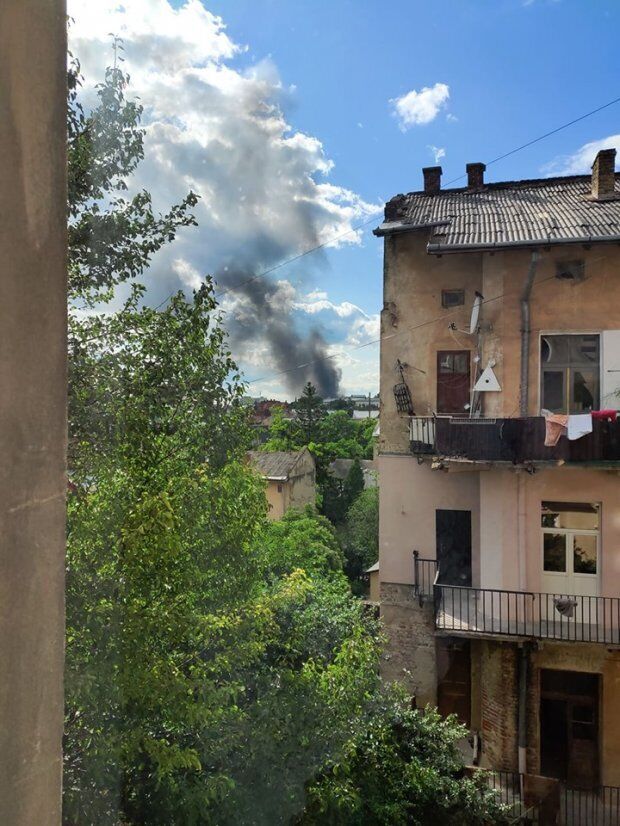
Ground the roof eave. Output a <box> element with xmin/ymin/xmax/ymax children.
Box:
<box><xmin>427</xmin><ymin>234</ymin><xmax>620</xmax><ymax>255</ymax></box>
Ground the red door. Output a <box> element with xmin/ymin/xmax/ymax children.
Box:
<box><xmin>437</xmin><ymin>350</ymin><xmax>471</xmax><ymax>415</ymax></box>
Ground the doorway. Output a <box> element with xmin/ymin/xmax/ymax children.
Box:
<box><xmin>540</xmin><ymin>502</ymin><xmax>599</xmax><ymax>600</ymax></box>
<box><xmin>436</xmin><ymin>509</ymin><xmax>472</xmax><ymax>586</ymax></box>
<box><xmin>437</xmin><ymin>350</ymin><xmax>471</xmax><ymax>415</ymax></box>
<box><xmin>540</xmin><ymin>669</ymin><xmax>599</xmax><ymax>789</ymax></box>
<box><xmin>437</xmin><ymin>640</ymin><xmax>471</xmax><ymax>727</ymax></box>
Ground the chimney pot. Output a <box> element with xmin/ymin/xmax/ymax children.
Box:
<box><xmin>422</xmin><ymin>166</ymin><xmax>442</xmax><ymax>195</ymax></box>
<box><xmin>591</xmin><ymin>148</ymin><xmax>616</xmax><ymax>199</ymax></box>
<box><xmin>467</xmin><ymin>162</ymin><xmax>486</xmax><ymax>190</ymax></box>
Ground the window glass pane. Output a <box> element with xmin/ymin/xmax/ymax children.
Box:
<box><xmin>542</xmin><ymin>335</ymin><xmax>569</xmax><ymax>364</ymax></box>
<box><xmin>573</xmin><ymin>535</ymin><xmax>597</xmax><ymax>574</ymax></box>
<box><xmin>453</xmin><ymin>353</ymin><xmax>469</xmax><ymax>374</ymax></box>
<box><xmin>544</xmin><ymin>533</ymin><xmax>567</xmax><ymax>572</ymax></box>
<box><xmin>570</xmin><ymin>335</ymin><xmax>599</xmax><ymax>364</ymax></box>
<box><xmin>571</xmin><ymin>368</ymin><xmax>598</xmax><ymax>412</ymax></box>
<box><xmin>542</xmin><ymin>370</ymin><xmax>565</xmax><ymax>411</ymax></box>
<box><xmin>541</xmin><ymin>502</ymin><xmax>599</xmax><ymax>530</ymax></box>
<box><xmin>439</xmin><ymin>354</ymin><xmax>453</xmax><ymax>373</ymax></box>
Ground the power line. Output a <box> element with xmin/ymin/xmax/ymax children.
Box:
<box><xmin>247</xmin><ymin>265</ymin><xmax>607</xmax><ymax>386</ymax></box>
<box><xmin>443</xmin><ymin>93</ymin><xmax>620</xmax><ymax>187</ymax></box>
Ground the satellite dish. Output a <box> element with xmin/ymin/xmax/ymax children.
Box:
<box><xmin>469</xmin><ymin>292</ymin><xmax>483</xmax><ymax>335</ymax></box>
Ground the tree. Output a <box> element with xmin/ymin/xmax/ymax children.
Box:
<box><xmin>299</xmin><ymin>693</ymin><xmax>510</xmax><ymax>825</ymax></box>
<box><xmin>339</xmin><ymin>487</ymin><xmax>379</xmax><ymax>589</ymax></box>
<box><xmin>294</xmin><ymin>382</ymin><xmax>325</xmax><ymax>443</ymax></box>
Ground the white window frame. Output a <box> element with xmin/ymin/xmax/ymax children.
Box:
<box><xmin>540</xmin><ymin>502</ymin><xmax>601</xmax><ymax>595</ymax></box>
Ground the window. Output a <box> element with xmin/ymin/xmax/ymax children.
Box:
<box><xmin>540</xmin><ymin>334</ymin><xmax>599</xmax><ymax>413</ymax></box>
<box><xmin>277</xmin><ymin>483</ymin><xmax>283</xmax><ymax>493</ymax></box>
<box><xmin>541</xmin><ymin>502</ymin><xmax>599</xmax><ymax>579</ymax></box>
<box><xmin>441</xmin><ymin>289</ymin><xmax>465</xmax><ymax>309</ymax></box>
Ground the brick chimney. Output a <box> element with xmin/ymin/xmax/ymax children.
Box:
<box><xmin>423</xmin><ymin>166</ymin><xmax>442</xmax><ymax>195</ymax></box>
<box><xmin>467</xmin><ymin>162</ymin><xmax>486</xmax><ymax>190</ymax></box>
<box><xmin>591</xmin><ymin>148</ymin><xmax>616</xmax><ymax>199</ymax></box>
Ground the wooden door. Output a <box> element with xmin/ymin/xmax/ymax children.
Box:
<box><xmin>540</xmin><ymin>669</ymin><xmax>599</xmax><ymax>789</ymax></box>
<box><xmin>436</xmin><ymin>509</ymin><xmax>472</xmax><ymax>586</ymax></box>
<box><xmin>437</xmin><ymin>640</ymin><xmax>471</xmax><ymax>727</ymax></box>
<box><xmin>437</xmin><ymin>350</ymin><xmax>471</xmax><ymax>415</ymax></box>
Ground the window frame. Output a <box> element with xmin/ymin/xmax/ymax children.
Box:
<box><xmin>540</xmin><ymin>501</ymin><xmax>601</xmax><ymax>588</ymax></box>
<box><xmin>441</xmin><ymin>288</ymin><xmax>465</xmax><ymax>309</ymax></box>
<box><xmin>538</xmin><ymin>331</ymin><xmax>601</xmax><ymax>414</ymax></box>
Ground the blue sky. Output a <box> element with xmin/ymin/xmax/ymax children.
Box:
<box><xmin>70</xmin><ymin>0</ymin><xmax>620</xmax><ymax>398</ymax></box>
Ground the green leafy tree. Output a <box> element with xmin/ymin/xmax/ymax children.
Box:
<box><xmin>294</xmin><ymin>382</ymin><xmax>325</xmax><ymax>443</ymax></box>
<box><xmin>339</xmin><ymin>487</ymin><xmax>379</xmax><ymax>589</ymax></box>
<box><xmin>299</xmin><ymin>693</ymin><xmax>510</xmax><ymax>825</ymax></box>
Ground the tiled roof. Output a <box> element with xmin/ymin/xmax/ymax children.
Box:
<box><xmin>246</xmin><ymin>449</ymin><xmax>309</xmax><ymax>481</ymax></box>
<box><xmin>375</xmin><ymin>174</ymin><xmax>620</xmax><ymax>251</ymax></box>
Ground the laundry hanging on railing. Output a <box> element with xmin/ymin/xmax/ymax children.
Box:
<box><xmin>543</xmin><ymin>412</ymin><xmax>568</xmax><ymax>447</ymax></box>
<box><xmin>592</xmin><ymin>409</ymin><xmax>618</xmax><ymax>422</ymax></box>
<box><xmin>553</xmin><ymin>596</ymin><xmax>578</xmax><ymax>618</ymax></box>
<box><xmin>567</xmin><ymin>413</ymin><xmax>593</xmax><ymax>441</ymax></box>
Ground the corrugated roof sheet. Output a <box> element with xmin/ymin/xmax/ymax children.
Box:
<box><xmin>375</xmin><ymin>174</ymin><xmax>620</xmax><ymax>251</ymax></box>
<box><xmin>247</xmin><ymin>449</ymin><xmax>308</xmax><ymax>481</ymax></box>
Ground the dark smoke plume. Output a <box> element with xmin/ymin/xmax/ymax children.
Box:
<box><xmin>218</xmin><ymin>264</ymin><xmax>341</xmax><ymax>398</ymax></box>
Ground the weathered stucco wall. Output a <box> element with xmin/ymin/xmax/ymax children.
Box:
<box><xmin>265</xmin><ymin>480</ymin><xmax>286</xmax><ymax>520</ymax></box>
<box><xmin>288</xmin><ymin>451</ymin><xmax>316</xmax><ymax>511</ymax></box>
<box><xmin>480</xmin><ymin>466</ymin><xmax>620</xmax><ymax>595</ymax></box>
<box><xmin>379</xmin><ymin>454</ymin><xmax>479</xmax><ymax>585</ymax></box>
<box><xmin>0</xmin><ymin>1</ymin><xmax>67</xmax><ymax>822</ymax></box>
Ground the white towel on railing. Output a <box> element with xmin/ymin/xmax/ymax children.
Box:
<box><xmin>567</xmin><ymin>413</ymin><xmax>593</xmax><ymax>441</ymax></box>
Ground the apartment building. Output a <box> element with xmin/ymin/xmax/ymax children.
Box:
<box><xmin>374</xmin><ymin>149</ymin><xmax>620</xmax><ymax>793</ymax></box>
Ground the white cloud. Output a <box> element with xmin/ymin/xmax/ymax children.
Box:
<box><xmin>391</xmin><ymin>82</ymin><xmax>450</xmax><ymax>130</ymax></box>
<box><xmin>346</xmin><ymin>314</ymin><xmax>380</xmax><ymax>346</ymax></box>
<box><xmin>68</xmin><ymin>0</ymin><xmax>379</xmax><ymax>396</ymax></box>
<box><xmin>428</xmin><ymin>145</ymin><xmax>446</xmax><ymax>164</ymax></box>
<box><xmin>542</xmin><ymin>135</ymin><xmax>620</xmax><ymax>176</ymax></box>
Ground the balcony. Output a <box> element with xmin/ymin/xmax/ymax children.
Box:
<box><xmin>413</xmin><ymin>557</ymin><xmax>620</xmax><ymax>645</ymax></box>
<box><xmin>409</xmin><ymin>415</ymin><xmax>620</xmax><ymax>464</ymax></box>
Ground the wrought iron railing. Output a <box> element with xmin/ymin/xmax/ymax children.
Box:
<box><xmin>412</xmin><ymin>551</ymin><xmax>437</xmax><ymax>603</ymax></box>
<box><xmin>410</xmin><ymin>414</ymin><xmax>620</xmax><ymax>463</ymax></box>
<box><xmin>478</xmin><ymin>770</ymin><xmax>620</xmax><ymax>825</ymax></box>
<box><xmin>434</xmin><ymin>583</ymin><xmax>620</xmax><ymax>645</ymax></box>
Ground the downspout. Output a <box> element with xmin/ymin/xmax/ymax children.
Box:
<box><xmin>518</xmin><ymin>644</ymin><xmax>529</xmax><ymax>778</ymax></box>
<box><xmin>519</xmin><ymin>252</ymin><xmax>541</xmax><ymax>417</ymax></box>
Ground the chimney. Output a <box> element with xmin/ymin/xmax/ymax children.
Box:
<box><xmin>423</xmin><ymin>166</ymin><xmax>442</xmax><ymax>195</ymax></box>
<box><xmin>591</xmin><ymin>148</ymin><xmax>616</xmax><ymax>199</ymax></box>
<box><xmin>467</xmin><ymin>162</ymin><xmax>486</xmax><ymax>190</ymax></box>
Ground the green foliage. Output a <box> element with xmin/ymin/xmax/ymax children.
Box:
<box><xmin>293</xmin><ymin>382</ymin><xmax>326</xmax><ymax>443</ymax></box>
<box><xmin>256</xmin><ymin>507</ymin><xmax>344</xmax><ymax>582</ymax></box>
<box><xmin>299</xmin><ymin>693</ymin><xmax>510</xmax><ymax>826</ymax></box>
<box><xmin>339</xmin><ymin>487</ymin><xmax>379</xmax><ymax>588</ymax></box>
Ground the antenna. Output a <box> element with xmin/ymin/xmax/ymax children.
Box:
<box><xmin>469</xmin><ymin>291</ymin><xmax>483</xmax><ymax>335</ymax></box>
<box><xmin>448</xmin><ymin>291</ymin><xmax>484</xmax><ymax>336</ymax></box>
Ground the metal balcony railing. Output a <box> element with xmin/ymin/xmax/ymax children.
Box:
<box><xmin>434</xmin><ymin>583</ymin><xmax>620</xmax><ymax>645</ymax></box>
<box><xmin>410</xmin><ymin>415</ymin><xmax>620</xmax><ymax>464</ymax></box>
<box><xmin>412</xmin><ymin>554</ymin><xmax>620</xmax><ymax>644</ymax></box>
<box><xmin>478</xmin><ymin>770</ymin><xmax>620</xmax><ymax>825</ymax></box>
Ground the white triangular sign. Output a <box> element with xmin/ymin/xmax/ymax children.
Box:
<box><xmin>474</xmin><ymin>366</ymin><xmax>501</xmax><ymax>392</ymax></box>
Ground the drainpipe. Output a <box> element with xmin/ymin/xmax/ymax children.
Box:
<box><xmin>519</xmin><ymin>252</ymin><xmax>540</xmax><ymax>418</ymax></box>
<box><xmin>518</xmin><ymin>644</ymin><xmax>529</xmax><ymax>778</ymax></box>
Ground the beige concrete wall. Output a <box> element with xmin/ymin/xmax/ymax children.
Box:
<box><xmin>480</xmin><ymin>466</ymin><xmax>620</xmax><ymax>595</ymax></box>
<box><xmin>0</xmin><ymin>2</ymin><xmax>67</xmax><ymax>823</ymax></box>
<box><xmin>379</xmin><ymin>454</ymin><xmax>479</xmax><ymax>585</ymax></box>
<box><xmin>288</xmin><ymin>451</ymin><xmax>316</xmax><ymax>511</ymax></box>
<box><xmin>265</xmin><ymin>480</ymin><xmax>286</xmax><ymax>520</ymax></box>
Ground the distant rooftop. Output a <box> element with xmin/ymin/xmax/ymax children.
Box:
<box><xmin>247</xmin><ymin>449</ymin><xmax>311</xmax><ymax>481</ymax></box>
<box><xmin>375</xmin><ymin>150</ymin><xmax>620</xmax><ymax>252</ymax></box>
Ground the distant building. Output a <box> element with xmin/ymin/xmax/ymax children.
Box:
<box><xmin>247</xmin><ymin>448</ymin><xmax>316</xmax><ymax>520</ymax></box>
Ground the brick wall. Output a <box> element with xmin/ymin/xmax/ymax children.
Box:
<box><xmin>380</xmin><ymin>582</ymin><xmax>437</xmax><ymax>705</ymax></box>
<box><xmin>480</xmin><ymin>641</ymin><xmax>519</xmax><ymax>771</ymax></box>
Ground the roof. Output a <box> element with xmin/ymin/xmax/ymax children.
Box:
<box><xmin>365</xmin><ymin>561</ymin><xmax>379</xmax><ymax>573</ymax></box>
<box><xmin>374</xmin><ymin>174</ymin><xmax>620</xmax><ymax>252</ymax></box>
<box><xmin>246</xmin><ymin>449</ymin><xmax>312</xmax><ymax>481</ymax></box>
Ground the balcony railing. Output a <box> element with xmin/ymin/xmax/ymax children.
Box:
<box><xmin>409</xmin><ymin>415</ymin><xmax>620</xmax><ymax>463</ymax></box>
<box><xmin>435</xmin><ymin>583</ymin><xmax>620</xmax><ymax>644</ymax></box>
<box><xmin>478</xmin><ymin>770</ymin><xmax>620</xmax><ymax>825</ymax></box>
<box><xmin>411</xmin><ymin>555</ymin><xmax>620</xmax><ymax>644</ymax></box>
